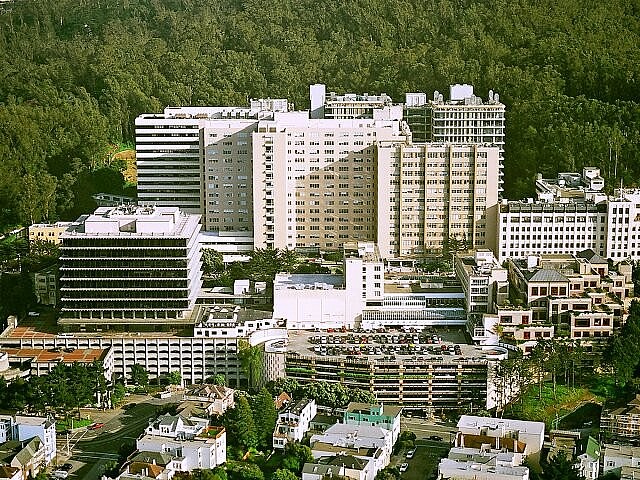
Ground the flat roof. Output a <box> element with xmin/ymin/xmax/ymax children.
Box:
<box><xmin>3</xmin><ymin>347</ymin><xmax>108</xmax><ymax>364</ymax></box>
<box><xmin>458</xmin><ymin>415</ymin><xmax>545</xmax><ymax>435</ymax></box>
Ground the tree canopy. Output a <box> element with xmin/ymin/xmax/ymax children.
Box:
<box><xmin>1</xmin><ymin>0</ymin><xmax>639</xmax><ymax>229</ymax></box>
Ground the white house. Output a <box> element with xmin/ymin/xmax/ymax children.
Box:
<box><xmin>310</xmin><ymin>423</ymin><xmax>393</xmax><ymax>480</ymax></box>
<box><xmin>273</xmin><ymin>398</ymin><xmax>317</xmax><ymax>449</ymax></box>
<box><xmin>136</xmin><ymin>414</ymin><xmax>226</xmax><ymax>472</ymax></box>
<box><xmin>0</xmin><ymin>415</ymin><xmax>56</xmax><ymax>465</ymax></box>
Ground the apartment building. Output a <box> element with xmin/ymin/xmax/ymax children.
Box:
<box><xmin>456</xmin><ymin>415</ymin><xmax>545</xmax><ymax>464</ymax></box>
<box><xmin>273</xmin><ymin>398</ymin><xmax>317</xmax><ymax>449</ymax></box>
<box><xmin>376</xmin><ymin>142</ymin><xmax>500</xmax><ymax>257</ymax></box>
<box><xmin>603</xmin><ymin>444</ymin><xmax>640</xmax><ymax>476</ymax></box>
<box><xmin>606</xmin><ymin>189</ymin><xmax>640</xmax><ymax>261</ymax></box>
<box><xmin>310</xmin><ymin>423</ymin><xmax>393</xmax><ymax>480</ymax></box>
<box><xmin>251</xmin><ymin>113</ymin><xmax>408</xmax><ymax>251</ymax></box>
<box><xmin>404</xmin><ymin>85</ymin><xmax>505</xmax><ymax>188</ymax></box>
<box><xmin>0</xmin><ymin>415</ymin><xmax>56</xmax><ymax>465</ymax></box>
<box><xmin>58</xmin><ymin>205</ymin><xmax>202</xmax><ymax>326</ymax></box>
<box><xmin>33</xmin><ymin>266</ymin><xmax>57</xmax><ymax>306</ymax></box>
<box><xmin>601</xmin><ymin>394</ymin><xmax>640</xmax><ymax>441</ymax></box>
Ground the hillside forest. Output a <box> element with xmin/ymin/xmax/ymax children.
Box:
<box><xmin>1</xmin><ymin>0</ymin><xmax>640</xmax><ymax>229</ymax></box>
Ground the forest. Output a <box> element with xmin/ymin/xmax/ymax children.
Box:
<box><xmin>0</xmin><ymin>0</ymin><xmax>639</xmax><ymax>230</ymax></box>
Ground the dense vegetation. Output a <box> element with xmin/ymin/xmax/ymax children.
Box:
<box><xmin>1</xmin><ymin>0</ymin><xmax>639</xmax><ymax>229</ymax></box>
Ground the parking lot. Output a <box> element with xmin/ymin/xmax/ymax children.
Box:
<box><xmin>306</xmin><ymin>328</ymin><xmax>468</xmax><ymax>358</ymax></box>
<box><xmin>395</xmin><ymin>443</ymin><xmax>451</xmax><ymax>480</ymax></box>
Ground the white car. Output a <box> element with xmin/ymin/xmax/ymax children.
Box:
<box><xmin>406</xmin><ymin>449</ymin><xmax>415</xmax><ymax>459</ymax></box>
<box><xmin>399</xmin><ymin>463</ymin><xmax>409</xmax><ymax>473</ymax></box>
<box><xmin>52</xmin><ymin>471</ymin><xmax>69</xmax><ymax>479</ymax></box>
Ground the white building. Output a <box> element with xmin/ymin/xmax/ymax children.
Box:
<box><xmin>0</xmin><ymin>415</ymin><xmax>56</xmax><ymax>465</ymax></box>
<box><xmin>404</xmin><ymin>85</ymin><xmax>505</xmax><ymax>189</ymax></box>
<box><xmin>456</xmin><ymin>416</ymin><xmax>545</xmax><ymax>464</ymax></box>
<box><xmin>303</xmin><ymin>455</ymin><xmax>371</xmax><ymax>480</ymax></box>
<box><xmin>273</xmin><ymin>398</ymin><xmax>317</xmax><ymax>449</ymax></box>
<box><xmin>136</xmin><ymin>414</ymin><xmax>226</xmax><ymax>472</ymax></box>
<box><xmin>603</xmin><ymin>444</ymin><xmax>640</xmax><ymax>475</ymax></box>
<box><xmin>577</xmin><ymin>437</ymin><xmax>600</xmax><ymax>480</ymax></box>
<box><xmin>59</xmin><ymin>205</ymin><xmax>202</xmax><ymax>326</ymax></box>
<box><xmin>438</xmin><ymin>454</ymin><xmax>529</xmax><ymax>480</ymax></box>
<box><xmin>310</xmin><ymin>423</ymin><xmax>393</xmax><ymax>480</ymax></box>
<box><xmin>376</xmin><ymin>142</ymin><xmax>501</xmax><ymax>257</ymax></box>
<box><xmin>455</xmin><ymin>250</ymin><xmax>508</xmax><ymax>315</ymax></box>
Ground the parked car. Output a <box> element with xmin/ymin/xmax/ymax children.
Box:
<box><xmin>406</xmin><ymin>449</ymin><xmax>415</xmax><ymax>459</ymax></box>
<box><xmin>52</xmin><ymin>470</ymin><xmax>69</xmax><ymax>479</ymax></box>
<box><xmin>88</xmin><ymin>422</ymin><xmax>105</xmax><ymax>430</ymax></box>
<box><xmin>399</xmin><ymin>463</ymin><xmax>409</xmax><ymax>473</ymax></box>
<box><xmin>428</xmin><ymin>435</ymin><xmax>442</xmax><ymax>441</ymax></box>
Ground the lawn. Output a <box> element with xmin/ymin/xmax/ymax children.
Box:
<box><xmin>505</xmin><ymin>383</ymin><xmax>601</xmax><ymax>429</ymax></box>
<box><xmin>56</xmin><ymin>418</ymin><xmax>93</xmax><ymax>432</ymax></box>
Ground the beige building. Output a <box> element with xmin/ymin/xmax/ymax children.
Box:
<box><xmin>251</xmin><ymin>113</ymin><xmax>408</xmax><ymax>250</ymax></box>
<box><xmin>377</xmin><ymin>142</ymin><xmax>500</xmax><ymax>257</ymax></box>
<box><xmin>28</xmin><ymin>222</ymin><xmax>72</xmax><ymax>245</ymax></box>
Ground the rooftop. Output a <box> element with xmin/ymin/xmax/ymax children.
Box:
<box><xmin>2</xmin><ymin>347</ymin><xmax>108</xmax><ymax>364</ymax></box>
<box><xmin>458</xmin><ymin>415</ymin><xmax>545</xmax><ymax>436</ymax></box>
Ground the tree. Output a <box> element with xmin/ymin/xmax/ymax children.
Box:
<box><xmin>226</xmin><ymin>461</ymin><xmax>264</xmax><ymax>480</ymax></box>
<box><xmin>238</xmin><ymin>340</ymin><xmax>264</xmax><ymax>392</ymax></box>
<box><xmin>539</xmin><ymin>451</ymin><xmax>581</xmax><ymax>480</ymax></box>
<box><xmin>212</xmin><ymin>374</ymin><xmax>226</xmax><ymax>386</ymax></box>
<box><xmin>282</xmin><ymin>443</ymin><xmax>313</xmax><ymax>474</ymax></box>
<box><xmin>202</xmin><ymin>249</ymin><xmax>224</xmax><ymax>276</ymax></box>
<box><xmin>111</xmin><ymin>382</ymin><xmax>126</xmax><ymax>406</ymax></box>
<box><xmin>167</xmin><ymin>370</ymin><xmax>182</xmax><ymax>386</ymax></box>
<box><xmin>130</xmin><ymin>364</ymin><xmax>149</xmax><ymax>386</ymax></box>
<box><xmin>251</xmin><ymin>388</ymin><xmax>278</xmax><ymax>451</ymax></box>
<box><xmin>223</xmin><ymin>395</ymin><xmax>257</xmax><ymax>452</ymax></box>
<box><xmin>271</xmin><ymin>469</ymin><xmax>299</xmax><ymax>480</ymax></box>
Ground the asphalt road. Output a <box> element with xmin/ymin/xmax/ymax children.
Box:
<box><xmin>56</xmin><ymin>393</ymin><xmax>182</xmax><ymax>480</ymax></box>
<box><xmin>401</xmin><ymin>417</ymin><xmax>457</xmax><ymax>443</ymax></box>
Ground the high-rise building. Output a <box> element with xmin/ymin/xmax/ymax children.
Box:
<box><xmin>136</xmin><ymin>84</ymin><xmax>503</xmax><ymax>257</ymax></box>
<box><xmin>404</xmin><ymin>85</ymin><xmax>505</xmax><ymax>190</ymax></box>
<box><xmin>59</xmin><ymin>205</ymin><xmax>202</xmax><ymax>326</ymax></box>
<box><xmin>376</xmin><ymin>142</ymin><xmax>500</xmax><ymax>257</ymax></box>
<box><xmin>251</xmin><ymin>113</ymin><xmax>409</xmax><ymax>251</ymax></box>
<box><xmin>135</xmin><ymin>104</ymin><xmax>286</xmax><ymax>229</ymax></box>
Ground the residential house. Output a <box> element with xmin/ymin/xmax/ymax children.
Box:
<box><xmin>273</xmin><ymin>398</ymin><xmax>317</xmax><ymax>449</ymax></box>
<box><xmin>182</xmin><ymin>384</ymin><xmax>235</xmax><ymax>416</ymax></box>
<box><xmin>602</xmin><ymin>444</ymin><xmax>640</xmax><ymax>476</ymax></box>
<box><xmin>0</xmin><ymin>415</ymin><xmax>56</xmax><ymax>465</ymax></box>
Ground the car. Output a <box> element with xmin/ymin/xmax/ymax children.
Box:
<box><xmin>406</xmin><ymin>449</ymin><xmax>415</xmax><ymax>459</ymax></box>
<box><xmin>60</xmin><ymin>463</ymin><xmax>73</xmax><ymax>471</ymax></box>
<box><xmin>52</xmin><ymin>470</ymin><xmax>69</xmax><ymax>479</ymax></box>
<box><xmin>428</xmin><ymin>434</ymin><xmax>442</xmax><ymax>441</ymax></box>
<box><xmin>399</xmin><ymin>463</ymin><xmax>409</xmax><ymax>473</ymax></box>
<box><xmin>88</xmin><ymin>422</ymin><xmax>105</xmax><ymax>430</ymax></box>
<box><xmin>27</xmin><ymin>311</ymin><xmax>40</xmax><ymax>317</ymax></box>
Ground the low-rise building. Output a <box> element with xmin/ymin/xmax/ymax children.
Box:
<box><xmin>136</xmin><ymin>414</ymin><xmax>226</xmax><ymax>472</ymax></box>
<box><xmin>310</xmin><ymin>423</ymin><xmax>393</xmax><ymax>480</ymax></box>
<box><xmin>182</xmin><ymin>384</ymin><xmax>235</xmax><ymax>416</ymax></box>
<box><xmin>456</xmin><ymin>416</ymin><xmax>545</xmax><ymax>465</ymax></box>
<box><xmin>0</xmin><ymin>437</ymin><xmax>46</xmax><ymax>480</ymax></box>
<box><xmin>303</xmin><ymin>454</ymin><xmax>371</xmax><ymax>480</ymax></box>
<box><xmin>602</xmin><ymin>444</ymin><xmax>640</xmax><ymax>475</ymax></box>
<box><xmin>0</xmin><ymin>415</ymin><xmax>56</xmax><ymax>465</ymax></box>
<box><xmin>343</xmin><ymin>403</ymin><xmax>402</xmax><ymax>444</ymax></box>
<box><xmin>438</xmin><ymin>454</ymin><xmax>529</xmax><ymax>480</ymax></box>
<box><xmin>273</xmin><ymin>398</ymin><xmax>317</xmax><ymax>449</ymax></box>
<box><xmin>577</xmin><ymin>436</ymin><xmax>601</xmax><ymax>480</ymax></box>
<box><xmin>28</xmin><ymin>222</ymin><xmax>72</xmax><ymax>245</ymax></box>
<box><xmin>601</xmin><ymin>394</ymin><xmax>640</xmax><ymax>441</ymax></box>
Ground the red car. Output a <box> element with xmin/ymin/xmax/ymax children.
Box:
<box><xmin>88</xmin><ymin>423</ymin><xmax>105</xmax><ymax>430</ymax></box>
